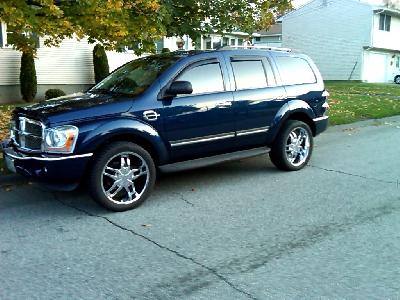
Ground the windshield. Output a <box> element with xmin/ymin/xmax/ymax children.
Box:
<box><xmin>90</xmin><ymin>55</ymin><xmax>179</xmax><ymax>96</ymax></box>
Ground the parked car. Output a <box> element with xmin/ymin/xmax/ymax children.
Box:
<box><xmin>395</xmin><ymin>75</ymin><xmax>400</xmax><ymax>84</ymax></box>
<box><xmin>1</xmin><ymin>47</ymin><xmax>329</xmax><ymax>211</ymax></box>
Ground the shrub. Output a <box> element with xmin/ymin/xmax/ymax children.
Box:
<box><xmin>93</xmin><ymin>44</ymin><xmax>109</xmax><ymax>83</ymax></box>
<box><xmin>20</xmin><ymin>51</ymin><xmax>37</xmax><ymax>102</ymax></box>
<box><xmin>161</xmin><ymin>47</ymin><xmax>170</xmax><ymax>53</ymax></box>
<box><xmin>45</xmin><ymin>89</ymin><xmax>66</xmax><ymax>100</ymax></box>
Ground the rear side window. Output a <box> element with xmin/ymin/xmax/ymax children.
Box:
<box><xmin>231</xmin><ymin>60</ymin><xmax>267</xmax><ymax>90</ymax></box>
<box><xmin>275</xmin><ymin>56</ymin><xmax>317</xmax><ymax>85</ymax></box>
<box><xmin>175</xmin><ymin>62</ymin><xmax>224</xmax><ymax>95</ymax></box>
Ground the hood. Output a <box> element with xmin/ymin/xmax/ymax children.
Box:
<box><xmin>15</xmin><ymin>92</ymin><xmax>134</xmax><ymax>125</ymax></box>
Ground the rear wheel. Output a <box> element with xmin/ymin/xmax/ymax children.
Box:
<box><xmin>269</xmin><ymin>120</ymin><xmax>313</xmax><ymax>171</ymax></box>
<box><xmin>394</xmin><ymin>75</ymin><xmax>400</xmax><ymax>84</ymax></box>
<box><xmin>88</xmin><ymin>142</ymin><xmax>156</xmax><ymax>211</ymax></box>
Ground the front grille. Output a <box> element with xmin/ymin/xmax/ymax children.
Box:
<box><xmin>13</xmin><ymin>117</ymin><xmax>44</xmax><ymax>152</ymax></box>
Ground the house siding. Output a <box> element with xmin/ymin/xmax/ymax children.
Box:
<box><xmin>282</xmin><ymin>0</ymin><xmax>373</xmax><ymax>80</ymax></box>
<box><xmin>0</xmin><ymin>37</ymin><xmax>137</xmax><ymax>103</ymax></box>
<box><xmin>0</xmin><ymin>37</ymin><xmax>96</xmax><ymax>86</ymax></box>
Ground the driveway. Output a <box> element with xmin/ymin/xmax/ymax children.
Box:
<box><xmin>1</xmin><ymin>116</ymin><xmax>399</xmax><ymax>299</ymax></box>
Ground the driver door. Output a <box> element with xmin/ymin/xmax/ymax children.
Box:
<box><xmin>162</xmin><ymin>58</ymin><xmax>235</xmax><ymax>162</ymax></box>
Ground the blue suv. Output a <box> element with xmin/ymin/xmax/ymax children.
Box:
<box><xmin>2</xmin><ymin>48</ymin><xmax>329</xmax><ymax>211</ymax></box>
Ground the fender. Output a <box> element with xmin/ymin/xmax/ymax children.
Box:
<box><xmin>76</xmin><ymin>118</ymin><xmax>169</xmax><ymax>164</ymax></box>
<box><xmin>268</xmin><ymin>99</ymin><xmax>316</xmax><ymax>143</ymax></box>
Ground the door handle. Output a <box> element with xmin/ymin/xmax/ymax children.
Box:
<box><xmin>143</xmin><ymin>110</ymin><xmax>160</xmax><ymax>121</ymax></box>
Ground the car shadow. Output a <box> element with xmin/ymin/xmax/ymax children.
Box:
<box><xmin>0</xmin><ymin>155</ymin><xmax>281</xmax><ymax>213</ymax></box>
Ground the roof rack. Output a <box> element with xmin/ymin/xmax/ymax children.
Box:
<box><xmin>220</xmin><ymin>45</ymin><xmax>292</xmax><ymax>52</ymax></box>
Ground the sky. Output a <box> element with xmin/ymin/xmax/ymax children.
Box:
<box><xmin>292</xmin><ymin>0</ymin><xmax>311</xmax><ymax>8</ymax></box>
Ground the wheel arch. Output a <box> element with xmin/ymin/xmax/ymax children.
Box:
<box><xmin>77</xmin><ymin>118</ymin><xmax>170</xmax><ymax>166</ymax></box>
<box><xmin>268</xmin><ymin>100</ymin><xmax>317</xmax><ymax>144</ymax></box>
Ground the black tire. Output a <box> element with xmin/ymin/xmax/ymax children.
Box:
<box><xmin>88</xmin><ymin>142</ymin><xmax>156</xmax><ymax>211</ymax></box>
<box><xmin>269</xmin><ymin>120</ymin><xmax>313</xmax><ymax>171</ymax></box>
<box><xmin>394</xmin><ymin>75</ymin><xmax>400</xmax><ymax>84</ymax></box>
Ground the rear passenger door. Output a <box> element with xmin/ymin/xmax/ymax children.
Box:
<box><xmin>230</xmin><ymin>56</ymin><xmax>286</xmax><ymax>147</ymax></box>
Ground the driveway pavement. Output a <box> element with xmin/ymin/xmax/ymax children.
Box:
<box><xmin>1</xmin><ymin>116</ymin><xmax>399</xmax><ymax>299</ymax></box>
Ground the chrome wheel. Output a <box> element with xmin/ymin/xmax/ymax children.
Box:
<box><xmin>285</xmin><ymin>127</ymin><xmax>310</xmax><ymax>167</ymax></box>
<box><xmin>101</xmin><ymin>152</ymin><xmax>150</xmax><ymax>205</ymax></box>
<box><xmin>395</xmin><ymin>76</ymin><xmax>400</xmax><ymax>84</ymax></box>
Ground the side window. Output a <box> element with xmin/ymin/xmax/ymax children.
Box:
<box><xmin>175</xmin><ymin>62</ymin><xmax>225</xmax><ymax>95</ymax></box>
<box><xmin>275</xmin><ymin>56</ymin><xmax>317</xmax><ymax>86</ymax></box>
<box><xmin>231</xmin><ymin>60</ymin><xmax>268</xmax><ymax>90</ymax></box>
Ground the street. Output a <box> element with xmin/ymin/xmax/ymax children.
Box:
<box><xmin>1</xmin><ymin>116</ymin><xmax>399</xmax><ymax>299</ymax></box>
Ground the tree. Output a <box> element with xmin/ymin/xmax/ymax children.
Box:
<box><xmin>20</xmin><ymin>51</ymin><xmax>37</xmax><ymax>102</ymax></box>
<box><xmin>93</xmin><ymin>44</ymin><xmax>110</xmax><ymax>83</ymax></box>
<box><xmin>0</xmin><ymin>0</ymin><xmax>292</xmax><ymax>54</ymax></box>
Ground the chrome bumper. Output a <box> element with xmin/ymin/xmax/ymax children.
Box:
<box><xmin>3</xmin><ymin>146</ymin><xmax>93</xmax><ymax>162</ymax></box>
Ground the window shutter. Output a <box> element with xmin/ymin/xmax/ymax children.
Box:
<box><xmin>0</xmin><ymin>23</ymin><xmax>3</xmax><ymax>47</ymax></box>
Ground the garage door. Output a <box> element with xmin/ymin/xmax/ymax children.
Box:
<box><xmin>363</xmin><ymin>52</ymin><xmax>387</xmax><ymax>83</ymax></box>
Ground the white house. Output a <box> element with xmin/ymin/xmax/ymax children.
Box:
<box><xmin>282</xmin><ymin>0</ymin><xmax>400</xmax><ymax>82</ymax></box>
<box><xmin>0</xmin><ymin>22</ymin><xmax>139</xmax><ymax>104</ymax></box>
<box><xmin>252</xmin><ymin>23</ymin><xmax>283</xmax><ymax>47</ymax></box>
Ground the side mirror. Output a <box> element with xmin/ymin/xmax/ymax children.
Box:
<box><xmin>166</xmin><ymin>81</ymin><xmax>193</xmax><ymax>96</ymax></box>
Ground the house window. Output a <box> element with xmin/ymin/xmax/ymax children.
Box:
<box><xmin>255</xmin><ymin>37</ymin><xmax>261</xmax><ymax>42</ymax></box>
<box><xmin>223</xmin><ymin>37</ymin><xmax>229</xmax><ymax>47</ymax></box>
<box><xmin>238</xmin><ymin>38</ymin><xmax>244</xmax><ymax>46</ymax></box>
<box><xmin>0</xmin><ymin>22</ymin><xmax>40</xmax><ymax>48</ymax></box>
<box><xmin>230</xmin><ymin>39</ymin><xmax>236</xmax><ymax>46</ymax></box>
<box><xmin>379</xmin><ymin>14</ymin><xmax>391</xmax><ymax>31</ymax></box>
<box><xmin>396</xmin><ymin>57</ymin><xmax>400</xmax><ymax>68</ymax></box>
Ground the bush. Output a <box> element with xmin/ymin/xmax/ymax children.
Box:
<box><xmin>20</xmin><ymin>51</ymin><xmax>37</xmax><ymax>102</ymax></box>
<box><xmin>93</xmin><ymin>44</ymin><xmax>109</xmax><ymax>83</ymax></box>
<box><xmin>45</xmin><ymin>89</ymin><xmax>66</xmax><ymax>100</ymax></box>
<box><xmin>161</xmin><ymin>48</ymin><xmax>170</xmax><ymax>53</ymax></box>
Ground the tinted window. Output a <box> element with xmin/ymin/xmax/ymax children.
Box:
<box><xmin>175</xmin><ymin>63</ymin><xmax>224</xmax><ymax>95</ymax></box>
<box><xmin>275</xmin><ymin>56</ymin><xmax>316</xmax><ymax>85</ymax></box>
<box><xmin>231</xmin><ymin>60</ymin><xmax>268</xmax><ymax>90</ymax></box>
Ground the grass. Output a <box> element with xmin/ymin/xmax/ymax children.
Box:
<box><xmin>325</xmin><ymin>81</ymin><xmax>400</xmax><ymax>125</ymax></box>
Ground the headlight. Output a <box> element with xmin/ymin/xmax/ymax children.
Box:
<box><xmin>43</xmin><ymin>125</ymin><xmax>79</xmax><ymax>154</ymax></box>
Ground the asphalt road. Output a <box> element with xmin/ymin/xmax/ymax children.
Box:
<box><xmin>1</xmin><ymin>116</ymin><xmax>399</xmax><ymax>300</ymax></box>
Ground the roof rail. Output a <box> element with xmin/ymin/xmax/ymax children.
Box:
<box><xmin>220</xmin><ymin>45</ymin><xmax>292</xmax><ymax>52</ymax></box>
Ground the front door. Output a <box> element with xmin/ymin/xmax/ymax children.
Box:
<box><xmin>162</xmin><ymin>58</ymin><xmax>235</xmax><ymax>162</ymax></box>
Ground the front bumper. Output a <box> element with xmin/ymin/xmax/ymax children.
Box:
<box><xmin>313</xmin><ymin>116</ymin><xmax>329</xmax><ymax>136</ymax></box>
<box><xmin>1</xmin><ymin>140</ymin><xmax>93</xmax><ymax>185</ymax></box>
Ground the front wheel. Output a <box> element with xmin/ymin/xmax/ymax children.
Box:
<box><xmin>88</xmin><ymin>142</ymin><xmax>156</xmax><ymax>211</ymax></box>
<box><xmin>269</xmin><ymin>120</ymin><xmax>313</xmax><ymax>171</ymax></box>
<box><xmin>394</xmin><ymin>75</ymin><xmax>400</xmax><ymax>84</ymax></box>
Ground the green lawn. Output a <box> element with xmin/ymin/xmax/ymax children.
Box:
<box><xmin>325</xmin><ymin>81</ymin><xmax>400</xmax><ymax>125</ymax></box>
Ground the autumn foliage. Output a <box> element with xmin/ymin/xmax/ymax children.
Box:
<box><xmin>0</xmin><ymin>0</ymin><xmax>292</xmax><ymax>54</ymax></box>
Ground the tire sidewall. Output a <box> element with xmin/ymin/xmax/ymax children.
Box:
<box><xmin>89</xmin><ymin>142</ymin><xmax>156</xmax><ymax>211</ymax></box>
<box><xmin>271</xmin><ymin>120</ymin><xmax>314</xmax><ymax>171</ymax></box>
